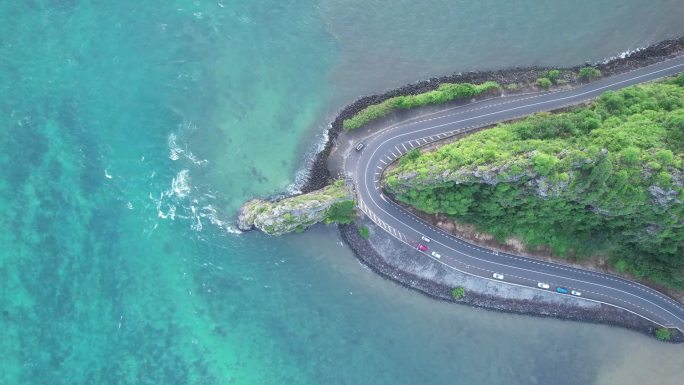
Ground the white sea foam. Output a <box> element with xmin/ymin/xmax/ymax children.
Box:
<box><xmin>153</xmin><ymin>170</ymin><xmax>191</xmax><ymax>220</ymax></box>
<box><xmin>167</xmin><ymin>131</ymin><xmax>208</xmax><ymax>165</ymax></box>
<box><xmin>171</xmin><ymin>169</ymin><xmax>191</xmax><ymax>198</ymax></box>
<box><xmin>601</xmin><ymin>46</ymin><xmax>646</xmax><ymax>63</ymax></box>
<box><xmin>286</xmin><ymin>122</ymin><xmax>332</xmax><ymax>194</ymax></box>
<box><xmin>168</xmin><ymin>133</ymin><xmax>182</xmax><ymax>160</ymax></box>
<box><xmin>153</xmin><ymin>171</ymin><xmax>243</xmax><ymax>235</ymax></box>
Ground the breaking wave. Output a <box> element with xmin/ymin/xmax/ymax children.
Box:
<box><xmin>151</xmin><ymin>130</ymin><xmax>243</xmax><ymax>235</ymax></box>
<box><xmin>168</xmin><ymin>131</ymin><xmax>208</xmax><ymax>166</ymax></box>
<box><xmin>286</xmin><ymin>122</ymin><xmax>332</xmax><ymax>195</ymax></box>
<box><xmin>601</xmin><ymin>46</ymin><xmax>646</xmax><ymax>63</ymax></box>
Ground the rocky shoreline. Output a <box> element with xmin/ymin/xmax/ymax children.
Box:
<box><xmin>301</xmin><ymin>36</ymin><xmax>684</xmax><ymax>342</ymax></box>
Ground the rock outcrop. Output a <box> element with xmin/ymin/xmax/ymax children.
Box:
<box><xmin>237</xmin><ymin>180</ymin><xmax>353</xmax><ymax>235</ymax></box>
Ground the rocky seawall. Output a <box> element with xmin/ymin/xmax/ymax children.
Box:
<box><xmin>339</xmin><ymin>220</ymin><xmax>684</xmax><ymax>342</ymax></box>
<box><xmin>300</xmin><ymin>36</ymin><xmax>684</xmax><ymax>341</ymax></box>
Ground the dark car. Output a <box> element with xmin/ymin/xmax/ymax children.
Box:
<box><xmin>355</xmin><ymin>142</ymin><xmax>365</xmax><ymax>151</ymax></box>
<box><xmin>417</xmin><ymin>243</ymin><xmax>428</xmax><ymax>252</ymax></box>
<box><xmin>556</xmin><ymin>287</ymin><xmax>569</xmax><ymax>294</ymax></box>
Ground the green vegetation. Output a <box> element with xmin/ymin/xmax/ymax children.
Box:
<box><xmin>238</xmin><ymin>179</ymin><xmax>353</xmax><ymax>235</ymax></box>
<box><xmin>504</xmin><ymin>83</ymin><xmax>520</xmax><ymax>91</ymax></box>
<box><xmin>546</xmin><ymin>69</ymin><xmax>560</xmax><ymax>84</ymax></box>
<box><xmin>536</xmin><ymin>77</ymin><xmax>552</xmax><ymax>89</ymax></box>
<box><xmin>579</xmin><ymin>66</ymin><xmax>602</xmax><ymax>80</ymax></box>
<box><xmin>655</xmin><ymin>327</ymin><xmax>672</xmax><ymax>341</ymax></box>
<box><xmin>450</xmin><ymin>286</ymin><xmax>465</xmax><ymax>299</ymax></box>
<box><xmin>324</xmin><ymin>200</ymin><xmax>356</xmax><ymax>224</ymax></box>
<box><xmin>343</xmin><ymin>81</ymin><xmax>501</xmax><ymax>131</ymax></box>
<box><xmin>358</xmin><ymin>225</ymin><xmax>370</xmax><ymax>239</ymax></box>
<box><xmin>536</xmin><ymin>69</ymin><xmax>562</xmax><ymax>90</ymax></box>
<box><xmin>385</xmin><ymin>78</ymin><xmax>684</xmax><ymax>288</ymax></box>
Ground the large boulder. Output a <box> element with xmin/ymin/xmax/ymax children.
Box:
<box><xmin>236</xmin><ymin>180</ymin><xmax>353</xmax><ymax>235</ymax></box>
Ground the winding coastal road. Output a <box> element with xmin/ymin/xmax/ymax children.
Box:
<box><xmin>345</xmin><ymin>56</ymin><xmax>684</xmax><ymax>331</ymax></box>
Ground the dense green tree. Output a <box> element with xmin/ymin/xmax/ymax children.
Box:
<box><xmin>325</xmin><ymin>200</ymin><xmax>356</xmax><ymax>224</ymax></box>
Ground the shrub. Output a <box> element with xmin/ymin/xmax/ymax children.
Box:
<box><xmin>536</xmin><ymin>77</ymin><xmax>552</xmax><ymax>89</ymax></box>
<box><xmin>325</xmin><ymin>200</ymin><xmax>356</xmax><ymax>224</ymax></box>
<box><xmin>546</xmin><ymin>69</ymin><xmax>560</xmax><ymax>83</ymax></box>
<box><xmin>358</xmin><ymin>225</ymin><xmax>370</xmax><ymax>239</ymax></box>
<box><xmin>451</xmin><ymin>287</ymin><xmax>465</xmax><ymax>299</ymax></box>
<box><xmin>655</xmin><ymin>328</ymin><xmax>672</xmax><ymax>341</ymax></box>
<box><xmin>579</xmin><ymin>67</ymin><xmax>602</xmax><ymax>80</ymax></box>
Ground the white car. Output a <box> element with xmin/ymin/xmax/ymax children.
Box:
<box><xmin>571</xmin><ymin>290</ymin><xmax>582</xmax><ymax>296</ymax></box>
<box><xmin>492</xmin><ymin>273</ymin><xmax>504</xmax><ymax>280</ymax></box>
<box><xmin>431</xmin><ymin>251</ymin><xmax>441</xmax><ymax>259</ymax></box>
<box><xmin>421</xmin><ymin>235</ymin><xmax>431</xmax><ymax>243</ymax></box>
<box><xmin>537</xmin><ymin>282</ymin><xmax>550</xmax><ymax>289</ymax></box>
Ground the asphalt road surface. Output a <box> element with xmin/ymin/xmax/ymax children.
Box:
<box><xmin>346</xmin><ymin>56</ymin><xmax>684</xmax><ymax>331</ymax></box>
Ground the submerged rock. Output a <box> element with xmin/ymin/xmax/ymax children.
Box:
<box><xmin>237</xmin><ymin>180</ymin><xmax>353</xmax><ymax>235</ymax></box>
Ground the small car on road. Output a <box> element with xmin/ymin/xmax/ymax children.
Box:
<box><xmin>556</xmin><ymin>287</ymin><xmax>569</xmax><ymax>294</ymax></box>
<box><xmin>417</xmin><ymin>243</ymin><xmax>428</xmax><ymax>252</ymax></box>
<box><xmin>421</xmin><ymin>235</ymin><xmax>431</xmax><ymax>243</ymax></box>
<box><xmin>537</xmin><ymin>282</ymin><xmax>550</xmax><ymax>289</ymax></box>
<box><xmin>431</xmin><ymin>251</ymin><xmax>441</xmax><ymax>259</ymax></box>
<box><xmin>492</xmin><ymin>273</ymin><xmax>504</xmax><ymax>280</ymax></box>
<box><xmin>355</xmin><ymin>142</ymin><xmax>365</xmax><ymax>151</ymax></box>
<box><xmin>571</xmin><ymin>290</ymin><xmax>582</xmax><ymax>296</ymax></box>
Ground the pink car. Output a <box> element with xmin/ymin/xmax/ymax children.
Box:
<box><xmin>417</xmin><ymin>243</ymin><xmax>428</xmax><ymax>252</ymax></box>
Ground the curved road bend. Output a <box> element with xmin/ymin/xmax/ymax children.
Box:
<box><xmin>346</xmin><ymin>56</ymin><xmax>684</xmax><ymax>331</ymax></box>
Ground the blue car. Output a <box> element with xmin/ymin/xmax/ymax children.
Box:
<box><xmin>556</xmin><ymin>287</ymin><xmax>569</xmax><ymax>294</ymax></box>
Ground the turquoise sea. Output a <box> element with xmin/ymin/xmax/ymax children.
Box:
<box><xmin>2</xmin><ymin>1</ymin><xmax>684</xmax><ymax>384</ymax></box>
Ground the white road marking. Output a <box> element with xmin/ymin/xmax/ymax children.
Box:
<box><xmin>356</xmin><ymin>59</ymin><xmax>684</xmax><ymax>330</ymax></box>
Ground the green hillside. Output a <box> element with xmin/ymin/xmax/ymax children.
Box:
<box><xmin>385</xmin><ymin>75</ymin><xmax>684</xmax><ymax>288</ymax></box>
